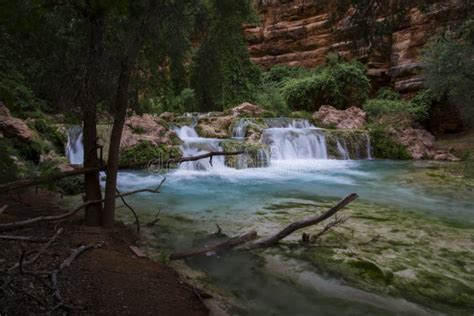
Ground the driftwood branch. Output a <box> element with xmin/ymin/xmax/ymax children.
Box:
<box><xmin>50</xmin><ymin>244</ymin><xmax>99</xmax><ymax>303</ymax></box>
<box><xmin>116</xmin><ymin>188</ymin><xmax>140</xmax><ymax>233</ymax></box>
<box><xmin>9</xmin><ymin>228</ymin><xmax>63</xmax><ymax>271</ymax></box>
<box><xmin>166</xmin><ymin>151</ymin><xmax>244</xmax><ymax>165</ymax></box>
<box><xmin>249</xmin><ymin>193</ymin><xmax>358</xmax><ymax>248</ymax></box>
<box><xmin>169</xmin><ymin>193</ymin><xmax>358</xmax><ymax>260</ymax></box>
<box><xmin>170</xmin><ymin>230</ymin><xmax>257</xmax><ymax>260</ymax></box>
<box><xmin>0</xmin><ymin>204</ymin><xmax>8</xmax><ymax>214</ymax></box>
<box><xmin>0</xmin><ymin>178</ymin><xmax>166</xmax><ymax>231</ymax></box>
<box><xmin>0</xmin><ymin>235</ymin><xmax>49</xmax><ymax>242</ymax></box>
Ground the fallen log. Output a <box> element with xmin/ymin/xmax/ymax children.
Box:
<box><xmin>170</xmin><ymin>230</ymin><xmax>257</xmax><ymax>260</ymax></box>
<box><xmin>249</xmin><ymin>193</ymin><xmax>358</xmax><ymax>248</ymax></box>
<box><xmin>0</xmin><ymin>151</ymin><xmax>243</xmax><ymax>193</ymax></box>
<box><xmin>169</xmin><ymin>193</ymin><xmax>358</xmax><ymax>260</ymax></box>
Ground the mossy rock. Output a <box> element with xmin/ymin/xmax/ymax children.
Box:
<box><xmin>324</xmin><ymin>129</ymin><xmax>371</xmax><ymax>159</ymax></box>
<box><xmin>220</xmin><ymin>139</ymin><xmax>269</xmax><ymax>169</ymax></box>
<box><xmin>369</xmin><ymin>126</ymin><xmax>411</xmax><ymax>159</ymax></box>
<box><xmin>119</xmin><ymin>141</ymin><xmax>182</xmax><ymax>166</ymax></box>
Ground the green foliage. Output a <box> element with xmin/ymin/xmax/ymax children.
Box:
<box><xmin>282</xmin><ymin>61</ymin><xmax>370</xmax><ymax>111</ymax></box>
<box><xmin>32</xmin><ymin>119</ymin><xmax>67</xmax><ymax>154</ymax></box>
<box><xmin>56</xmin><ymin>176</ymin><xmax>84</xmax><ymax>195</ymax></box>
<box><xmin>376</xmin><ymin>87</ymin><xmax>401</xmax><ymax>101</ymax></box>
<box><xmin>363</xmin><ymin>96</ymin><xmax>430</xmax><ymax>123</ymax></box>
<box><xmin>253</xmin><ymin>84</ymin><xmax>289</xmax><ymax>115</ymax></box>
<box><xmin>423</xmin><ymin>33</ymin><xmax>474</xmax><ymax>125</ymax></box>
<box><xmin>0</xmin><ymin>142</ymin><xmax>19</xmax><ymax>183</ymax></box>
<box><xmin>262</xmin><ymin>65</ymin><xmax>311</xmax><ymax>85</ymax></box>
<box><xmin>190</xmin><ymin>0</ymin><xmax>261</xmax><ymax>111</ymax></box>
<box><xmin>119</xmin><ymin>141</ymin><xmax>180</xmax><ymax>165</ymax></box>
<box><xmin>369</xmin><ymin>126</ymin><xmax>411</xmax><ymax>159</ymax></box>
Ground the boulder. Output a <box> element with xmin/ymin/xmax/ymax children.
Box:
<box><xmin>0</xmin><ymin>102</ymin><xmax>11</xmax><ymax>116</ymax></box>
<box><xmin>159</xmin><ymin>111</ymin><xmax>175</xmax><ymax>122</ymax></box>
<box><xmin>0</xmin><ymin>103</ymin><xmax>34</xmax><ymax>142</ymax></box>
<box><xmin>388</xmin><ymin>127</ymin><xmax>435</xmax><ymax>160</ymax></box>
<box><xmin>121</xmin><ymin>114</ymin><xmax>180</xmax><ymax>149</ymax></box>
<box><xmin>313</xmin><ymin>105</ymin><xmax>367</xmax><ymax>130</ymax></box>
<box><xmin>230</xmin><ymin>102</ymin><xmax>264</xmax><ymax>117</ymax></box>
<box><xmin>195</xmin><ymin>116</ymin><xmax>234</xmax><ymax>139</ymax></box>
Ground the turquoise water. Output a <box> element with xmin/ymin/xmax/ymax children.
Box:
<box><xmin>114</xmin><ymin>160</ymin><xmax>474</xmax><ymax>315</ymax></box>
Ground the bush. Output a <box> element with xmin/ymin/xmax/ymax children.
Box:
<box><xmin>33</xmin><ymin>119</ymin><xmax>67</xmax><ymax>154</ymax></box>
<box><xmin>376</xmin><ymin>87</ymin><xmax>401</xmax><ymax>100</ymax></box>
<box><xmin>363</xmin><ymin>91</ymin><xmax>431</xmax><ymax>123</ymax></box>
<box><xmin>282</xmin><ymin>61</ymin><xmax>370</xmax><ymax>111</ymax></box>
<box><xmin>263</xmin><ymin>65</ymin><xmax>311</xmax><ymax>85</ymax></box>
<box><xmin>253</xmin><ymin>84</ymin><xmax>289</xmax><ymax>115</ymax></box>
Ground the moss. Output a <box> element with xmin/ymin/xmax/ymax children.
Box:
<box><xmin>324</xmin><ymin>129</ymin><xmax>371</xmax><ymax>159</ymax></box>
<box><xmin>119</xmin><ymin>141</ymin><xmax>181</xmax><ymax>166</ymax></box>
<box><xmin>31</xmin><ymin>119</ymin><xmax>67</xmax><ymax>154</ymax></box>
<box><xmin>369</xmin><ymin>126</ymin><xmax>411</xmax><ymax>159</ymax></box>
<box><xmin>220</xmin><ymin>139</ymin><xmax>269</xmax><ymax>168</ymax></box>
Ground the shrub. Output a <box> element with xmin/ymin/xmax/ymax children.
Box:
<box><xmin>33</xmin><ymin>119</ymin><xmax>67</xmax><ymax>154</ymax></box>
<box><xmin>369</xmin><ymin>126</ymin><xmax>411</xmax><ymax>159</ymax></box>
<box><xmin>263</xmin><ymin>65</ymin><xmax>311</xmax><ymax>85</ymax></box>
<box><xmin>376</xmin><ymin>87</ymin><xmax>401</xmax><ymax>100</ymax></box>
<box><xmin>253</xmin><ymin>84</ymin><xmax>289</xmax><ymax>115</ymax></box>
<box><xmin>363</xmin><ymin>92</ymin><xmax>431</xmax><ymax>123</ymax></box>
<box><xmin>282</xmin><ymin>61</ymin><xmax>370</xmax><ymax>111</ymax></box>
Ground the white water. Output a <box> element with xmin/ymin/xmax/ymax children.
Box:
<box><xmin>174</xmin><ymin>126</ymin><xmax>226</xmax><ymax>171</ymax></box>
<box><xmin>66</xmin><ymin>126</ymin><xmax>84</xmax><ymax>165</ymax></box>
<box><xmin>232</xmin><ymin>118</ymin><xmax>248</xmax><ymax>138</ymax></box>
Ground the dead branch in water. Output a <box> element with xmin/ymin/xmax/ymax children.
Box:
<box><xmin>0</xmin><ymin>204</ymin><xmax>8</xmax><ymax>214</ymax></box>
<box><xmin>0</xmin><ymin>178</ymin><xmax>166</xmax><ymax>231</ymax></box>
<box><xmin>249</xmin><ymin>193</ymin><xmax>358</xmax><ymax>248</ymax></box>
<box><xmin>170</xmin><ymin>230</ymin><xmax>257</xmax><ymax>260</ymax></box>
<box><xmin>116</xmin><ymin>188</ymin><xmax>140</xmax><ymax>233</ymax></box>
<box><xmin>169</xmin><ymin>194</ymin><xmax>358</xmax><ymax>260</ymax></box>
<box><xmin>0</xmin><ymin>235</ymin><xmax>49</xmax><ymax>242</ymax></box>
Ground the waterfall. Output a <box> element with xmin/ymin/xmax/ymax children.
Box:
<box><xmin>232</xmin><ymin>119</ymin><xmax>248</xmax><ymax>138</ymax></box>
<box><xmin>366</xmin><ymin>134</ymin><xmax>373</xmax><ymax>159</ymax></box>
<box><xmin>66</xmin><ymin>126</ymin><xmax>84</xmax><ymax>165</ymax></box>
<box><xmin>262</xmin><ymin>127</ymin><xmax>328</xmax><ymax>160</ymax></box>
<box><xmin>336</xmin><ymin>139</ymin><xmax>350</xmax><ymax>160</ymax></box>
<box><xmin>174</xmin><ymin>126</ymin><xmax>226</xmax><ymax>171</ymax></box>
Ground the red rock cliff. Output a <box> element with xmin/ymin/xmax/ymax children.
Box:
<box><xmin>245</xmin><ymin>0</ymin><xmax>461</xmax><ymax>93</ymax></box>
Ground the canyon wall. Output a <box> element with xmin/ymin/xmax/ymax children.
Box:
<box><xmin>245</xmin><ymin>0</ymin><xmax>460</xmax><ymax>93</ymax></box>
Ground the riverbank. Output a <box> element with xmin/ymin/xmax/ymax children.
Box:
<box><xmin>0</xmin><ymin>190</ymin><xmax>208</xmax><ymax>315</ymax></box>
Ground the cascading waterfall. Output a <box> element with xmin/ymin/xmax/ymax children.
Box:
<box><xmin>233</xmin><ymin>119</ymin><xmax>248</xmax><ymax>138</ymax></box>
<box><xmin>174</xmin><ymin>126</ymin><xmax>226</xmax><ymax>171</ymax></box>
<box><xmin>66</xmin><ymin>126</ymin><xmax>84</xmax><ymax>165</ymax></box>
<box><xmin>336</xmin><ymin>139</ymin><xmax>350</xmax><ymax>160</ymax></box>
<box><xmin>261</xmin><ymin>119</ymin><xmax>328</xmax><ymax>160</ymax></box>
<box><xmin>174</xmin><ymin>118</ymin><xmax>373</xmax><ymax>172</ymax></box>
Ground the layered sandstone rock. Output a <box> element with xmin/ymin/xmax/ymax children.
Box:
<box><xmin>245</xmin><ymin>1</ymin><xmax>460</xmax><ymax>93</ymax></box>
<box><xmin>313</xmin><ymin>105</ymin><xmax>367</xmax><ymax>129</ymax></box>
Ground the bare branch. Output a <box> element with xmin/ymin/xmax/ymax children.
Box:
<box><xmin>170</xmin><ymin>231</ymin><xmax>257</xmax><ymax>260</ymax></box>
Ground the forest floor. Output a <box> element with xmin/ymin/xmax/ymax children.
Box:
<box><xmin>0</xmin><ymin>190</ymin><xmax>208</xmax><ymax>315</ymax></box>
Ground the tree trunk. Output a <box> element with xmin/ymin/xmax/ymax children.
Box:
<box><xmin>102</xmin><ymin>38</ymin><xmax>144</xmax><ymax>228</ymax></box>
<box><xmin>101</xmin><ymin>0</ymin><xmax>160</xmax><ymax>228</ymax></box>
<box><xmin>82</xmin><ymin>15</ymin><xmax>105</xmax><ymax>226</ymax></box>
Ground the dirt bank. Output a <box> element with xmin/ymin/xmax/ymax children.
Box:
<box><xmin>0</xmin><ymin>190</ymin><xmax>208</xmax><ymax>315</ymax></box>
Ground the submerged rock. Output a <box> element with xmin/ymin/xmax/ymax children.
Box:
<box><xmin>313</xmin><ymin>105</ymin><xmax>367</xmax><ymax>129</ymax></box>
